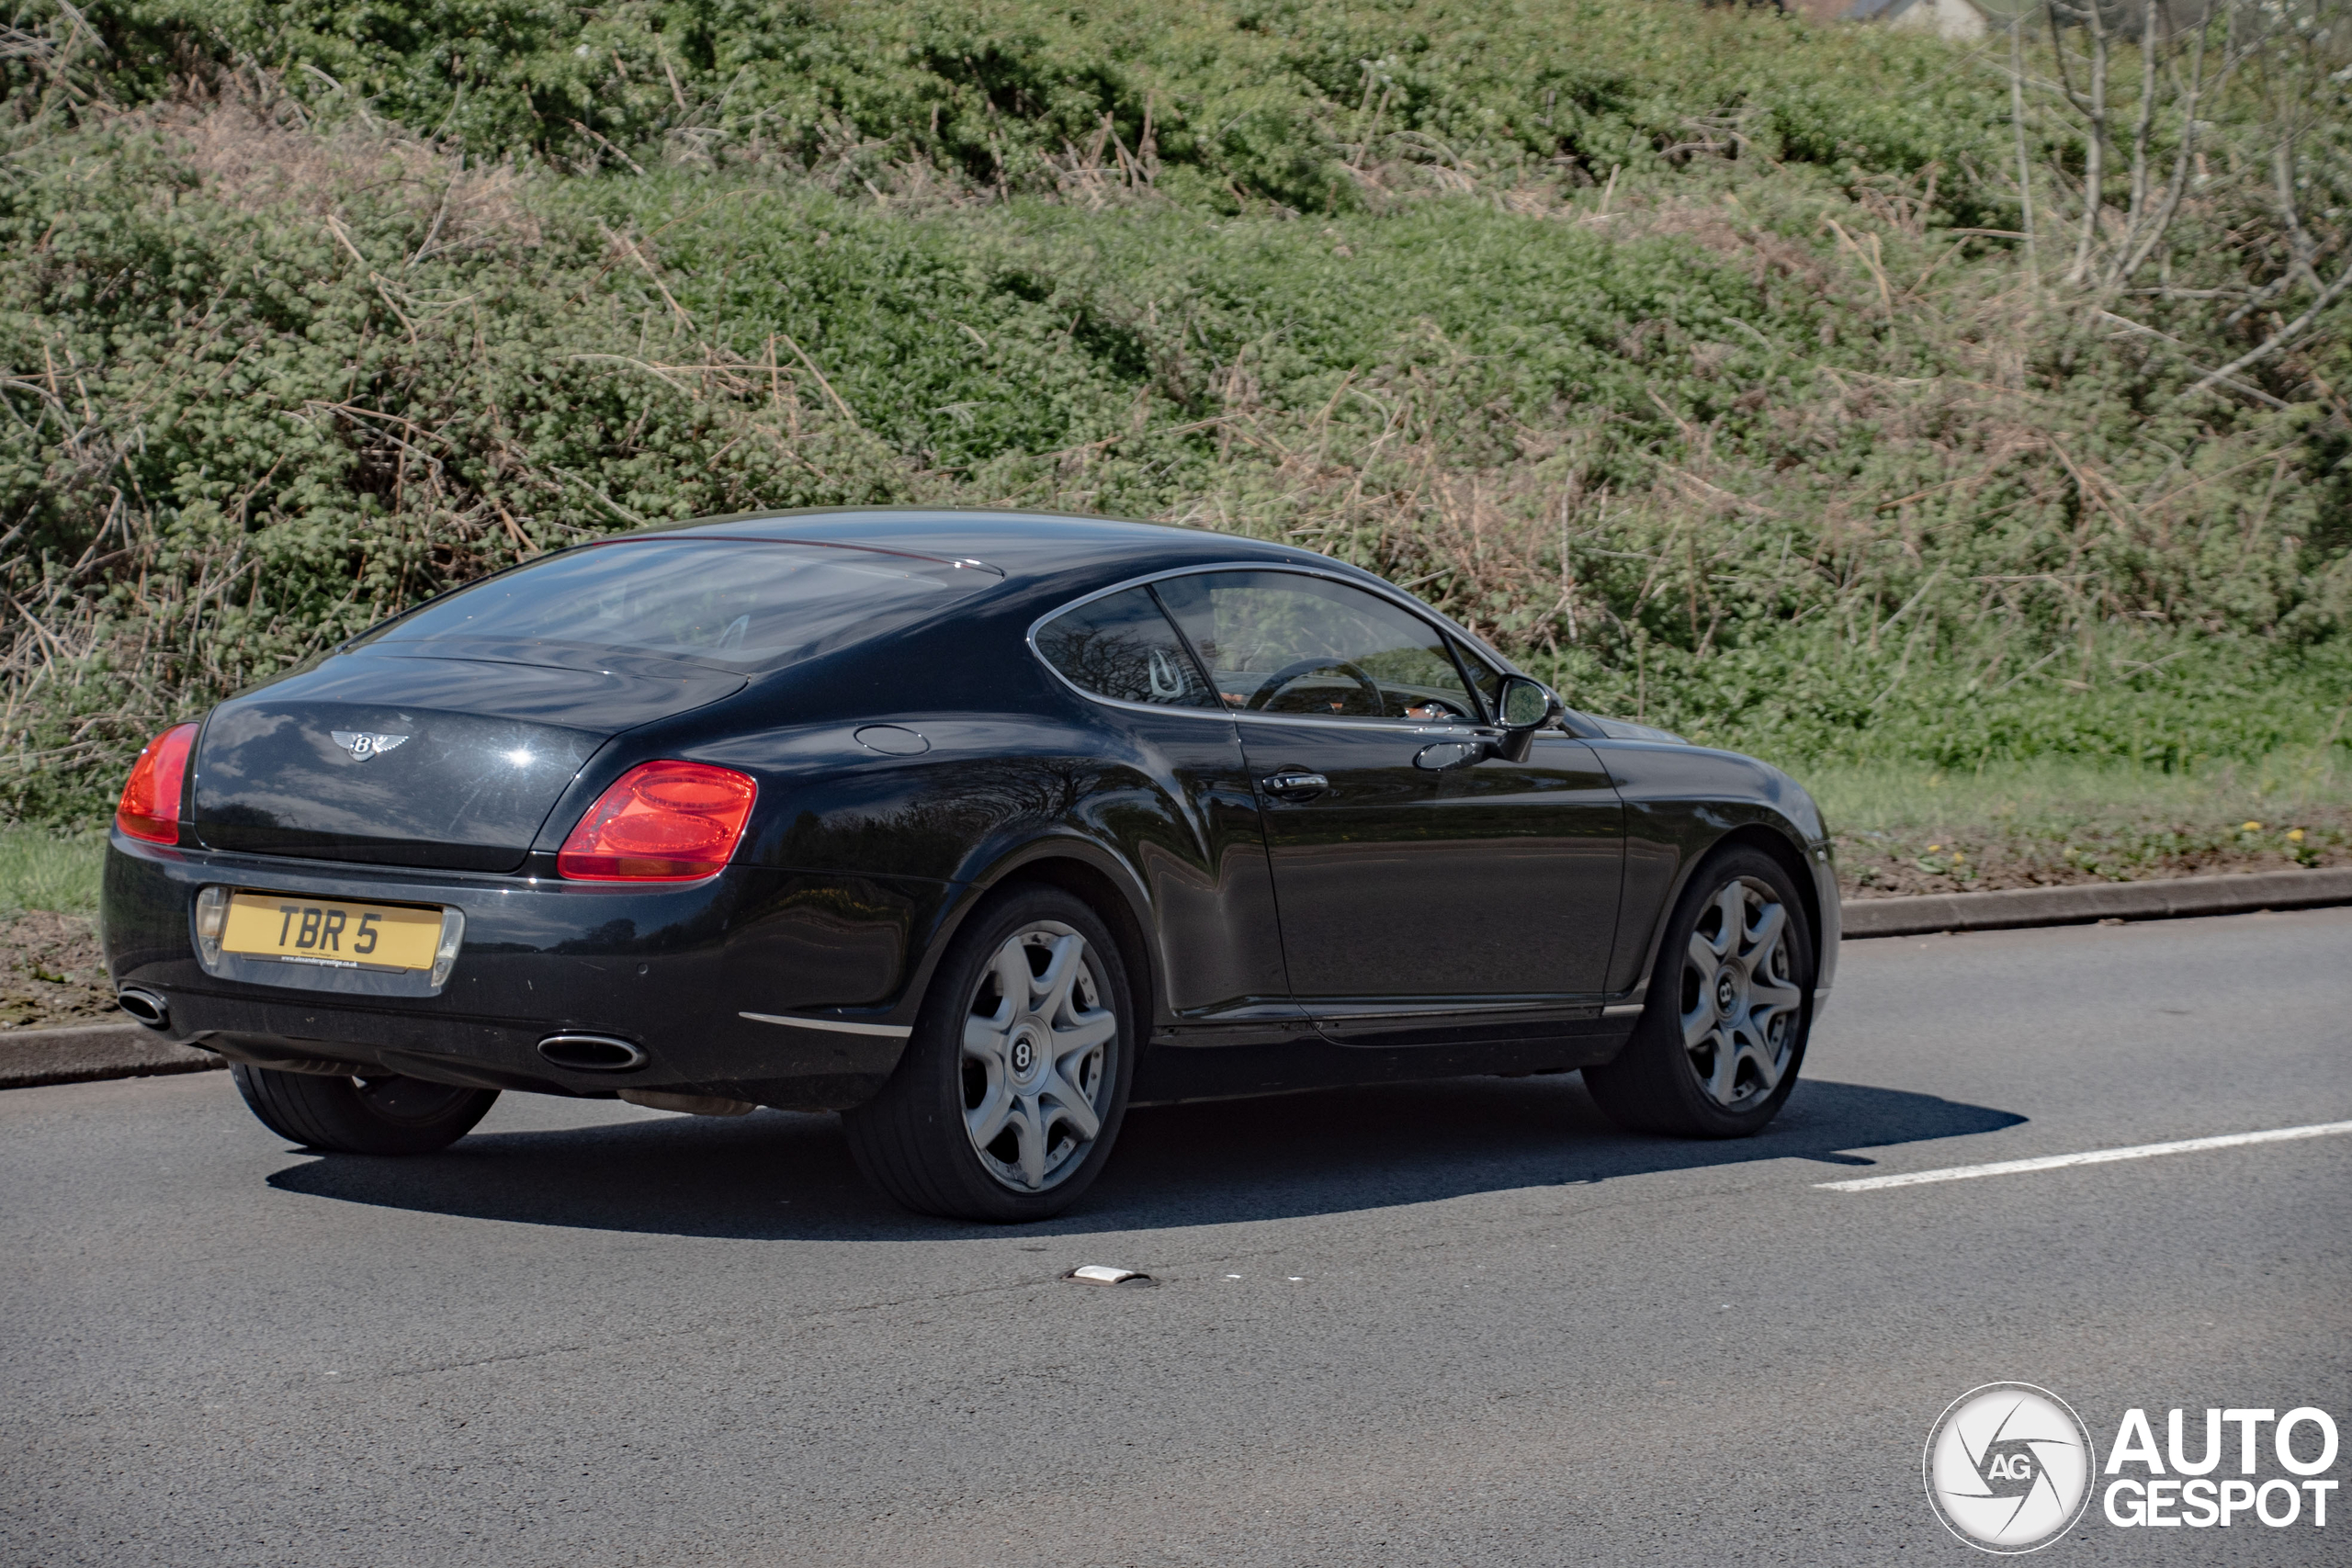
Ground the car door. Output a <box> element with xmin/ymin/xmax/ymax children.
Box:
<box><xmin>1155</xmin><ymin>570</ymin><xmax>1623</xmax><ymax>1045</ymax></box>
<box><xmin>1429</xmin><ymin>635</ymin><xmax>1627</xmax><ymax>1032</ymax></box>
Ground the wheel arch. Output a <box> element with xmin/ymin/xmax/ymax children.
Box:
<box><xmin>1618</xmin><ymin>816</ymin><xmax>1827</xmax><ymax>1007</ymax></box>
<box><xmin>1715</xmin><ymin>823</ymin><xmax>1825</xmax><ymax>962</ymax></box>
<box><xmin>902</xmin><ymin>836</ymin><xmax>1164</xmax><ymax>1039</ymax></box>
<box><xmin>989</xmin><ymin>853</ymin><xmax>1159</xmax><ymax>1038</ymax></box>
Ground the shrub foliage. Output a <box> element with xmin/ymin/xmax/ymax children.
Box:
<box><xmin>1</xmin><ymin>0</ymin><xmax>2347</xmax><ymax>821</ymax></box>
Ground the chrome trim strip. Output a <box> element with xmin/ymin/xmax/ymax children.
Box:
<box><xmin>1601</xmin><ymin>1003</ymin><xmax>1645</xmax><ymax>1018</ymax></box>
<box><xmin>1229</xmin><ymin>710</ymin><xmax>1487</xmax><ymax>736</ymax></box>
<box><xmin>1170</xmin><ymin>998</ymin><xmax>1310</xmax><ymax>1024</ymax></box>
<box><xmin>741</xmin><ymin>1011</ymin><xmax>912</xmax><ymax>1039</ymax></box>
<box><xmin>1299</xmin><ymin>996</ymin><xmax>1584</xmax><ymax>1021</ymax></box>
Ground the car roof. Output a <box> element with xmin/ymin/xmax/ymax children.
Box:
<box><xmin>646</xmin><ymin>506</ymin><xmax>1342</xmax><ymax>587</ymax></box>
<box><xmin>622</xmin><ymin>505</ymin><xmax>1523</xmax><ymax>681</ymax></box>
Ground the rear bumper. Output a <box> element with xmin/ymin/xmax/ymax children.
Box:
<box><xmin>102</xmin><ymin>833</ymin><xmax>951</xmax><ymax>1107</ymax></box>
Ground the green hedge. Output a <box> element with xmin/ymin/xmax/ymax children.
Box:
<box><xmin>1</xmin><ymin>0</ymin><xmax>2346</xmax><ymax>822</ymax></box>
<box><xmin>56</xmin><ymin>0</ymin><xmax>2012</xmax><ymax>209</ymax></box>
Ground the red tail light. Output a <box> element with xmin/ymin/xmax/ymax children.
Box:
<box><xmin>115</xmin><ymin>722</ymin><xmax>198</xmax><ymax>844</ymax></box>
<box><xmin>558</xmin><ymin>761</ymin><xmax>758</xmax><ymax>881</ymax></box>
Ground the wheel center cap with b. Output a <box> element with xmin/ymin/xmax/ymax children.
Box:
<box><xmin>1715</xmin><ymin>974</ymin><xmax>1739</xmax><ymax>1015</ymax></box>
<box><xmin>1010</xmin><ymin>1025</ymin><xmax>1042</xmax><ymax>1080</ymax></box>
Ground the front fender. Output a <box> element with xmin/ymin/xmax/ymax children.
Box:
<box><xmin>1592</xmin><ymin>739</ymin><xmax>1835</xmax><ymax>1001</ymax></box>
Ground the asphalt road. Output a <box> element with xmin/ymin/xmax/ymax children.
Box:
<box><xmin>6</xmin><ymin>907</ymin><xmax>2349</xmax><ymax>1567</ymax></box>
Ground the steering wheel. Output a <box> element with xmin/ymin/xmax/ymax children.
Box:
<box><xmin>1248</xmin><ymin>657</ymin><xmax>1385</xmax><ymax>716</ymax></box>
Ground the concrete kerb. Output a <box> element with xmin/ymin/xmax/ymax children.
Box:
<box><xmin>1838</xmin><ymin>865</ymin><xmax>2352</xmax><ymax>940</ymax></box>
<box><xmin>6</xmin><ymin>867</ymin><xmax>2349</xmax><ymax>1089</ymax></box>
<box><xmin>0</xmin><ymin>1022</ymin><xmax>224</xmax><ymax>1089</ymax></box>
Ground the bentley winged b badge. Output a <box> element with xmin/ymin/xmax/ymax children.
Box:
<box><xmin>330</xmin><ymin>730</ymin><xmax>410</xmax><ymax>761</ymax></box>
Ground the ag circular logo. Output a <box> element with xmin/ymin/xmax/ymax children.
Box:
<box><xmin>1925</xmin><ymin>1383</ymin><xmax>2097</xmax><ymax>1553</ymax></box>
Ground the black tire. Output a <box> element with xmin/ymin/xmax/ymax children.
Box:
<box><xmin>1583</xmin><ymin>843</ymin><xmax>1816</xmax><ymax>1138</ymax></box>
<box><xmin>842</xmin><ymin>886</ymin><xmax>1136</xmax><ymax>1223</ymax></box>
<box><xmin>231</xmin><ymin>1064</ymin><xmax>498</xmax><ymax>1155</ymax></box>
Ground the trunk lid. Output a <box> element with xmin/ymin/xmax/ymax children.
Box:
<box><xmin>192</xmin><ymin>643</ymin><xmax>746</xmax><ymax>872</ymax></box>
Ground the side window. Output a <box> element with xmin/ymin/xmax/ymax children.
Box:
<box><xmin>1154</xmin><ymin>571</ymin><xmax>1480</xmax><ymax>722</ymax></box>
<box><xmin>1035</xmin><ymin>587</ymin><xmax>1217</xmax><ymax>709</ymax></box>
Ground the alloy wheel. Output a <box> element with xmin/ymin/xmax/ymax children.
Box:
<box><xmin>1679</xmin><ymin>878</ymin><xmax>1804</xmax><ymax>1111</ymax></box>
<box><xmin>960</xmin><ymin>921</ymin><xmax>1119</xmax><ymax>1191</ymax></box>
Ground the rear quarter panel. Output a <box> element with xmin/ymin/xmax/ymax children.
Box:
<box><xmin>676</xmin><ymin>696</ymin><xmax>1276</xmax><ymax>1031</ymax></box>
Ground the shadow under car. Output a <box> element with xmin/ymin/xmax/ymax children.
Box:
<box><xmin>263</xmin><ymin>1074</ymin><xmax>2027</xmax><ymax>1240</ymax></box>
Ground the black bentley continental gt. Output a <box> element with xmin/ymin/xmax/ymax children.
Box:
<box><xmin>103</xmin><ymin>509</ymin><xmax>1838</xmax><ymax>1221</ymax></box>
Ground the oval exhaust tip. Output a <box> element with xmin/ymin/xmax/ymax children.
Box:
<box><xmin>537</xmin><ymin>1033</ymin><xmax>648</xmax><ymax>1072</ymax></box>
<box><xmin>117</xmin><ymin>988</ymin><xmax>169</xmax><ymax>1030</ymax></box>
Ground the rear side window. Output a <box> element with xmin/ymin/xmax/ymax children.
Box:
<box><xmin>1035</xmin><ymin>588</ymin><xmax>1217</xmax><ymax>709</ymax></box>
<box><xmin>355</xmin><ymin>538</ymin><xmax>991</xmax><ymax>671</ymax></box>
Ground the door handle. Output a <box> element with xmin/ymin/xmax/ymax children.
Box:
<box><xmin>1259</xmin><ymin>770</ymin><xmax>1331</xmax><ymax>802</ymax></box>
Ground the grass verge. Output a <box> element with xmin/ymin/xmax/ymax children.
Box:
<box><xmin>1806</xmin><ymin>750</ymin><xmax>2351</xmax><ymax>897</ymax></box>
<box><xmin>0</xmin><ymin>828</ymin><xmax>110</xmax><ymax>1030</ymax></box>
<box><xmin>0</xmin><ymin>827</ymin><xmax>105</xmax><ymax>919</ymax></box>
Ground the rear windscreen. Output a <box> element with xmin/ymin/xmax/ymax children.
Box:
<box><xmin>355</xmin><ymin>538</ymin><xmax>995</xmax><ymax>671</ymax></box>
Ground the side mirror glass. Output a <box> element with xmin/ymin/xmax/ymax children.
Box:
<box><xmin>1490</xmin><ymin>675</ymin><xmax>1565</xmax><ymax>761</ymax></box>
<box><xmin>1498</xmin><ymin>675</ymin><xmax>1558</xmax><ymax>729</ymax></box>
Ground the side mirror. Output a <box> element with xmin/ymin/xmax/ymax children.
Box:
<box><xmin>1489</xmin><ymin>675</ymin><xmax>1566</xmax><ymax>762</ymax></box>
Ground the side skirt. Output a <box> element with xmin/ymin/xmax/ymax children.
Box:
<box><xmin>1131</xmin><ymin>1024</ymin><xmax>1634</xmax><ymax>1105</ymax></box>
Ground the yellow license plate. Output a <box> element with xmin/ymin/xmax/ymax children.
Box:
<box><xmin>219</xmin><ymin>892</ymin><xmax>445</xmax><ymax>972</ymax></box>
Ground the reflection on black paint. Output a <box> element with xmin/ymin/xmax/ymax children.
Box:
<box><xmin>774</xmin><ymin>757</ymin><xmax>1129</xmax><ymax>881</ymax></box>
<box><xmin>551</xmin><ymin>919</ymin><xmax>640</xmax><ymax>955</ymax></box>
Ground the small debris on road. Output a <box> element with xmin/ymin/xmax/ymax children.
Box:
<box><xmin>1066</xmin><ymin>1265</ymin><xmax>1153</xmax><ymax>1286</ymax></box>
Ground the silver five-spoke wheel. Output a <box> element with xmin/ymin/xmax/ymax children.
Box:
<box><xmin>960</xmin><ymin>921</ymin><xmax>1118</xmax><ymax>1192</ymax></box>
<box><xmin>843</xmin><ymin>886</ymin><xmax>1136</xmax><ymax>1221</ymax></box>
<box><xmin>1679</xmin><ymin>879</ymin><xmax>1804</xmax><ymax>1112</ymax></box>
<box><xmin>1582</xmin><ymin>844</ymin><xmax>1816</xmax><ymax>1138</ymax></box>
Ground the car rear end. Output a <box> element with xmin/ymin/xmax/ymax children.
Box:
<box><xmin>100</xmin><ymin>530</ymin><xmax>996</xmax><ymax>1107</ymax></box>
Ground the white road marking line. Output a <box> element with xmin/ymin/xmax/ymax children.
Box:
<box><xmin>1816</xmin><ymin>1119</ymin><xmax>2352</xmax><ymax>1192</ymax></box>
